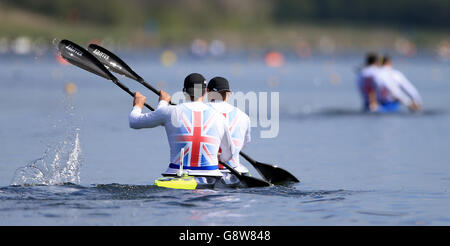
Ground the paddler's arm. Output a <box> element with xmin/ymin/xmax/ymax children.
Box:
<box><xmin>395</xmin><ymin>72</ymin><xmax>423</xmax><ymax>111</ymax></box>
<box><xmin>368</xmin><ymin>90</ymin><xmax>378</xmax><ymax>112</ymax></box>
<box><xmin>364</xmin><ymin>76</ymin><xmax>378</xmax><ymax>112</ymax></box>
<box><xmin>129</xmin><ymin>91</ymin><xmax>172</xmax><ymax>129</ymax></box>
<box><xmin>382</xmin><ymin>77</ymin><xmax>413</xmax><ymax>107</ymax></box>
<box><xmin>385</xmin><ymin>81</ymin><xmax>419</xmax><ymax>112</ymax></box>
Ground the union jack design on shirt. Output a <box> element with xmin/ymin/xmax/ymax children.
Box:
<box><xmin>219</xmin><ymin>107</ymin><xmax>242</xmax><ymax>169</ymax></box>
<box><xmin>173</xmin><ymin>106</ymin><xmax>220</xmax><ymax>170</ymax></box>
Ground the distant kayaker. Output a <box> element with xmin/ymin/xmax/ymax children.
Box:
<box><xmin>357</xmin><ymin>53</ymin><xmax>380</xmax><ymax>112</ymax></box>
<box><xmin>376</xmin><ymin>55</ymin><xmax>423</xmax><ymax>112</ymax></box>
<box><xmin>206</xmin><ymin>77</ymin><xmax>251</xmax><ymax>175</ymax></box>
<box><xmin>129</xmin><ymin>73</ymin><xmax>235</xmax><ymax>177</ymax></box>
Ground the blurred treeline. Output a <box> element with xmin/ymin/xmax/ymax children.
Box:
<box><xmin>4</xmin><ymin>0</ymin><xmax>449</xmax><ymax>28</ymax></box>
<box><xmin>273</xmin><ymin>0</ymin><xmax>450</xmax><ymax>28</ymax></box>
<box><xmin>1</xmin><ymin>0</ymin><xmax>449</xmax><ymax>49</ymax></box>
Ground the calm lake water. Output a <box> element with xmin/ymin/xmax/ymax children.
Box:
<box><xmin>0</xmin><ymin>51</ymin><xmax>449</xmax><ymax>225</ymax></box>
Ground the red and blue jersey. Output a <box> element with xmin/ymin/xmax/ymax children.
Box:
<box><xmin>172</xmin><ymin>104</ymin><xmax>221</xmax><ymax>170</ymax></box>
<box><xmin>129</xmin><ymin>101</ymin><xmax>234</xmax><ymax>177</ymax></box>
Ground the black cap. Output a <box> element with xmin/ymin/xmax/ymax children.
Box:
<box><xmin>207</xmin><ymin>77</ymin><xmax>230</xmax><ymax>92</ymax></box>
<box><xmin>366</xmin><ymin>52</ymin><xmax>378</xmax><ymax>65</ymax></box>
<box><xmin>183</xmin><ymin>73</ymin><xmax>207</xmax><ymax>97</ymax></box>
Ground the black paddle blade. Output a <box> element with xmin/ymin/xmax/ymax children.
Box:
<box><xmin>239</xmin><ymin>151</ymin><xmax>300</xmax><ymax>184</ymax></box>
<box><xmin>239</xmin><ymin>174</ymin><xmax>272</xmax><ymax>188</ymax></box>
<box><xmin>220</xmin><ymin>162</ymin><xmax>271</xmax><ymax>188</ymax></box>
<box><xmin>59</xmin><ymin>40</ymin><xmax>154</xmax><ymax>111</ymax></box>
<box><xmin>58</xmin><ymin>40</ymin><xmax>116</xmax><ymax>81</ymax></box>
<box><xmin>87</xmin><ymin>44</ymin><xmax>141</xmax><ymax>81</ymax></box>
<box><xmin>253</xmin><ymin>161</ymin><xmax>300</xmax><ymax>185</ymax></box>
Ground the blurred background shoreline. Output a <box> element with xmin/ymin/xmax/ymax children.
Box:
<box><xmin>1</xmin><ymin>0</ymin><xmax>449</xmax><ymax>58</ymax></box>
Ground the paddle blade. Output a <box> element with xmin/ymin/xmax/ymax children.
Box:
<box><xmin>239</xmin><ymin>151</ymin><xmax>299</xmax><ymax>184</ymax></box>
<box><xmin>253</xmin><ymin>161</ymin><xmax>300</xmax><ymax>184</ymax></box>
<box><xmin>220</xmin><ymin>161</ymin><xmax>271</xmax><ymax>188</ymax></box>
<box><xmin>239</xmin><ymin>174</ymin><xmax>272</xmax><ymax>188</ymax></box>
<box><xmin>88</xmin><ymin>44</ymin><xmax>141</xmax><ymax>81</ymax></box>
<box><xmin>58</xmin><ymin>40</ymin><xmax>116</xmax><ymax>81</ymax></box>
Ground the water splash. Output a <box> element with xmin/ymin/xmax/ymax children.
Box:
<box><xmin>11</xmin><ymin>95</ymin><xmax>82</xmax><ymax>186</ymax></box>
<box><xmin>11</xmin><ymin>130</ymin><xmax>82</xmax><ymax>186</ymax></box>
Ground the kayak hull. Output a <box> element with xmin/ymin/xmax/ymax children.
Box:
<box><xmin>154</xmin><ymin>173</ymin><xmax>242</xmax><ymax>190</ymax></box>
<box><xmin>154</xmin><ymin>176</ymin><xmax>218</xmax><ymax>190</ymax></box>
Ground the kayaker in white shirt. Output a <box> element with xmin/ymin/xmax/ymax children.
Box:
<box><xmin>376</xmin><ymin>56</ymin><xmax>422</xmax><ymax>112</ymax></box>
<box><xmin>206</xmin><ymin>77</ymin><xmax>251</xmax><ymax>175</ymax></box>
<box><xmin>357</xmin><ymin>53</ymin><xmax>380</xmax><ymax>112</ymax></box>
<box><xmin>129</xmin><ymin>73</ymin><xmax>235</xmax><ymax>177</ymax></box>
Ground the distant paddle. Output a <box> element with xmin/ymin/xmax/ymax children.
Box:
<box><xmin>57</xmin><ymin>39</ymin><xmax>154</xmax><ymax>111</ymax></box>
<box><xmin>88</xmin><ymin>43</ymin><xmax>300</xmax><ymax>184</ymax></box>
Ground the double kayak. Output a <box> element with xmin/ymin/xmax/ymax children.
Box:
<box><xmin>154</xmin><ymin>174</ymin><xmax>241</xmax><ymax>190</ymax></box>
<box><xmin>154</xmin><ymin>172</ymin><xmax>267</xmax><ymax>190</ymax></box>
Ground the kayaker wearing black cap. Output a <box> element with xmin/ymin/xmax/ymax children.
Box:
<box><xmin>129</xmin><ymin>73</ymin><xmax>235</xmax><ymax>177</ymax></box>
<box><xmin>207</xmin><ymin>77</ymin><xmax>251</xmax><ymax>175</ymax></box>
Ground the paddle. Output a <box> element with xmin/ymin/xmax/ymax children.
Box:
<box><xmin>219</xmin><ymin>162</ymin><xmax>271</xmax><ymax>187</ymax></box>
<box><xmin>87</xmin><ymin>44</ymin><xmax>300</xmax><ymax>184</ymax></box>
<box><xmin>57</xmin><ymin>39</ymin><xmax>154</xmax><ymax>111</ymax></box>
<box><xmin>59</xmin><ymin>39</ymin><xmax>268</xmax><ymax>188</ymax></box>
<box><xmin>87</xmin><ymin>44</ymin><xmax>174</xmax><ymax>105</ymax></box>
<box><xmin>239</xmin><ymin>152</ymin><xmax>299</xmax><ymax>184</ymax></box>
